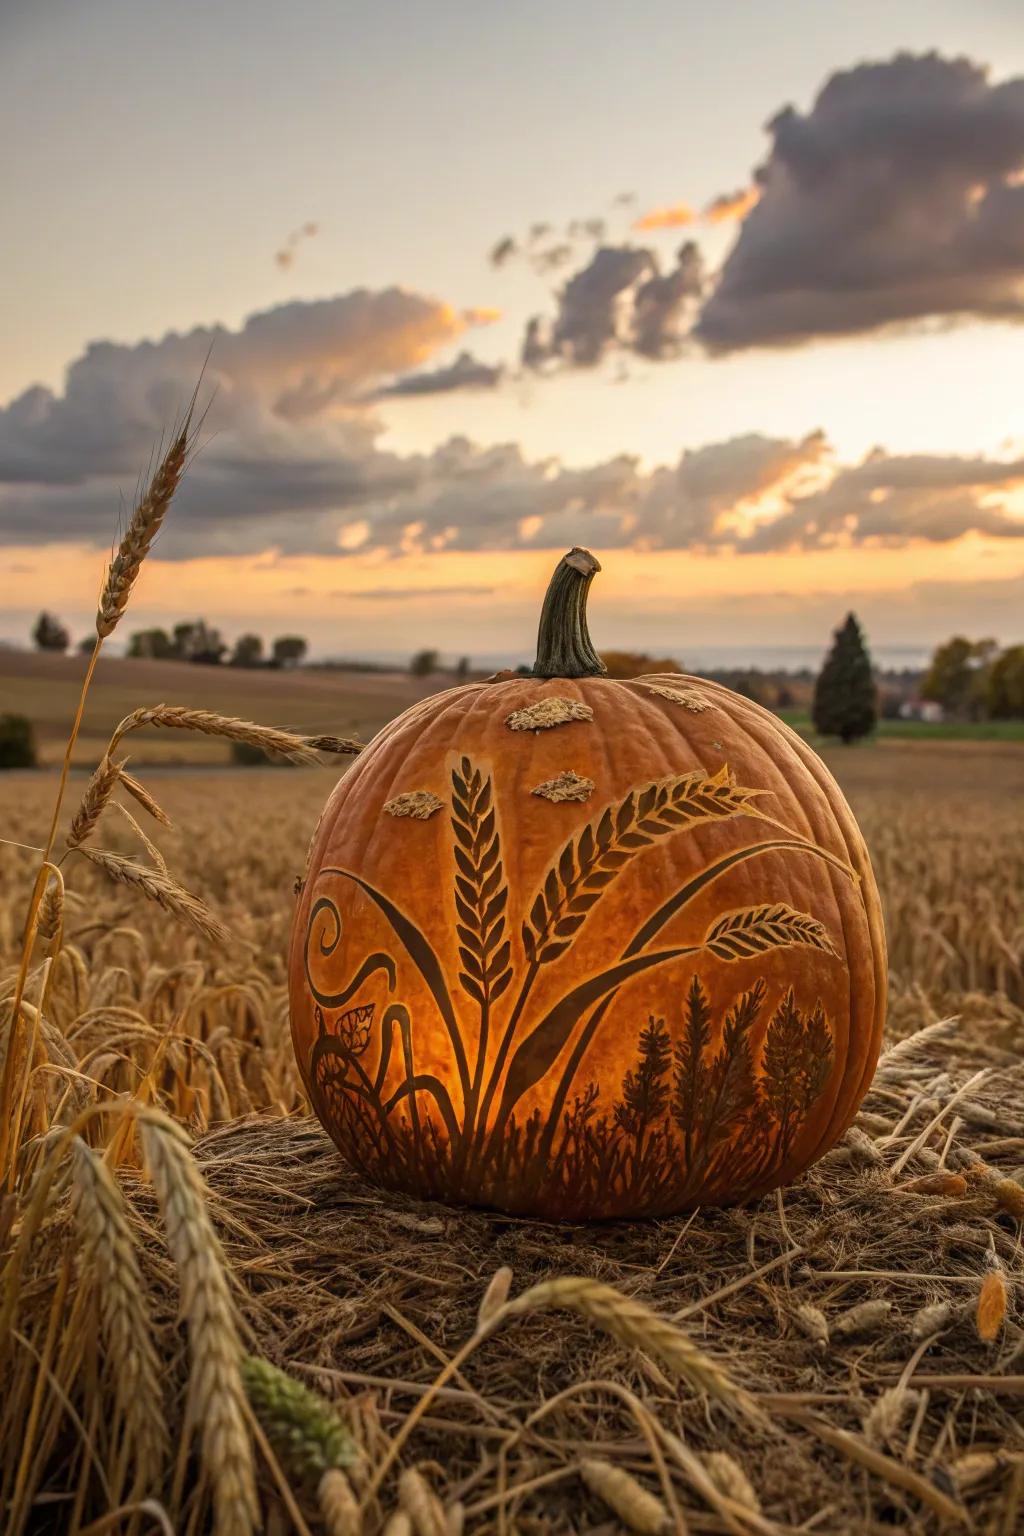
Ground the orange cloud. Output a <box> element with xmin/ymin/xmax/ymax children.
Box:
<box><xmin>633</xmin><ymin>203</ymin><xmax>695</xmax><ymax>232</ymax></box>
<box><xmin>462</xmin><ymin>306</ymin><xmax>503</xmax><ymax>327</ymax></box>
<box><xmin>703</xmin><ymin>186</ymin><xmax>760</xmax><ymax>224</ymax></box>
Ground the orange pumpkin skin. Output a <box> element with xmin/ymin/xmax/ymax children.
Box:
<box><xmin>289</xmin><ymin>556</ymin><xmax>886</xmax><ymax>1220</ymax></box>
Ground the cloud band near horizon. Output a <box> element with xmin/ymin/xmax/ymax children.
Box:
<box><xmin>0</xmin><ymin>285</ymin><xmax>1022</xmax><ymax>565</ymax></box>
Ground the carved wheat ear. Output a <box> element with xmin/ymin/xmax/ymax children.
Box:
<box><xmin>450</xmin><ymin>758</ymin><xmax>512</xmax><ymax>1010</ymax></box>
<box><xmin>522</xmin><ymin>768</ymin><xmax>764</xmax><ymax>966</ymax></box>
<box><xmin>703</xmin><ymin>903</ymin><xmax>838</xmax><ymax>960</ymax></box>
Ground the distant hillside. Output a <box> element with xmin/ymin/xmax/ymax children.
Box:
<box><xmin>0</xmin><ymin>650</ymin><xmax>451</xmax><ymax>765</ymax></box>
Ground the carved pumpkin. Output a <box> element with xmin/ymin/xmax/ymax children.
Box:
<box><xmin>289</xmin><ymin>549</ymin><xmax>886</xmax><ymax>1219</ymax></box>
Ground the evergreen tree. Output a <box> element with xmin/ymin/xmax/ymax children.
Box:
<box><xmin>32</xmin><ymin>611</ymin><xmax>69</xmax><ymax>652</ymax></box>
<box><xmin>671</xmin><ymin>977</ymin><xmax>712</xmax><ymax>1168</ymax></box>
<box><xmin>812</xmin><ymin>613</ymin><xmax>876</xmax><ymax>744</ymax></box>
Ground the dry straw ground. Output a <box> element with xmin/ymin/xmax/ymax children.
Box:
<box><xmin>1</xmin><ymin>424</ymin><xmax>1022</xmax><ymax>1532</ymax></box>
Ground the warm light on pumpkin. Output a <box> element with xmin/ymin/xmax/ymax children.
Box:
<box><xmin>289</xmin><ymin>549</ymin><xmax>886</xmax><ymax>1219</ymax></box>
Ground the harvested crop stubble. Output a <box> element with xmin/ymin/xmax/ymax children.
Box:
<box><xmin>1</xmin><ymin>745</ymin><xmax>1023</xmax><ymax>1532</ymax></box>
<box><xmin>4</xmin><ymin>1006</ymin><xmax>1022</xmax><ymax>1530</ymax></box>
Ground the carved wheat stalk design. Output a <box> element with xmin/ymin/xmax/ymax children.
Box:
<box><xmin>522</xmin><ymin>767</ymin><xmax>764</xmax><ymax>965</ymax></box>
<box><xmin>475</xmin><ymin>765</ymin><xmax>766</xmax><ymax>1155</ymax></box>
<box><xmin>450</xmin><ymin>757</ymin><xmax>512</xmax><ymax>1139</ymax></box>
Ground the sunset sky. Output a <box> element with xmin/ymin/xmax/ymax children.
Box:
<box><xmin>2</xmin><ymin>0</ymin><xmax>1024</xmax><ymax>665</ymax></box>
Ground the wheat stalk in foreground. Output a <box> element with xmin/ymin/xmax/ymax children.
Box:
<box><xmin>77</xmin><ymin>847</ymin><xmax>232</xmax><ymax>947</ymax></box>
<box><xmin>139</xmin><ymin>1112</ymin><xmax>258</xmax><ymax>1536</ymax></box>
<box><xmin>70</xmin><ymin>1137</ymin><xmax>168</xmax><ymax>1495</ymax></box>
<box><xmin>66</xmin><ymin>755</ymin><xmax>125</xmax><ymax>850</ymax></box>
<box><xmin>241</xmin><ymin>1354</ymin><xmax>355</xmax><ymax>1485</ymax></box>
<box><xmin>362</xmin><ymin>1269</ymin><xmax>756</xmax><ymax>1508</ymax></box>
<box><xmin>580</xmin><ymin>1458</ymin><xmax>670</xmax><ymax>1534</ymax></box>
<box><xmin>96</xmin><ymin>409</ymin><xmax>198</xmax><ymax>639</ymax></box>
<box><xmin>109</xmin><ymin>705</ymin><xmax>360</xmax><ymax>765</ymax></box>
<box><xmin>498</xmin><ymin>1276</ymin><xmax>754</xmax><ymax>1414</ymax></box>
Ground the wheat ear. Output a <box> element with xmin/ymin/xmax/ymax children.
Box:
<box><xmin>139</xmin><ymin>1113</ymin><xmax>258</xmax><ymax>1536</ymax></box>
<box><xmin>305</xmin><ymin>734</ymin><xmax>363</xmax><ymax>756</ymax></box>
<box><xmin>117</xmin><ymin>768</ymin><xmax>173</xmax><ymax>827</ymax></box>
<box><xmin>702</xmin><ymin>1452</ymin><xmax>761</xmax><ymax>1515</ymax></box>
<box><xmin>362</xmin><ymin>1273</ymin><xmax>754</xmax><ymax>1508</ymax></box>
<box><xmin>397</xmin><ymin>1467</ymin><xmax>449</xmax><ymax>1536</ymax></box>
<box><xmin>110</xmin><ymin>705</ymin><xmax>330</xmax><ymax>765</ymax></box>
<box><xmin>76</xmin><ymin>848</ymin><xmax>231</xmax><ymax>946</ymax></box>
<box><xmin>579</xmin><ymin>1459</ymin><xmax>670</xmax><ymax>1534</ymax></box>
<box><xmin>474</xmin><ymin>1266</ymin><xmax>514</xmax><ymax>1333</ymax></box>
<box><xmin>66</xmin><ymin>755</ymin><xmax>125</xmax><ymax>849</ymax></box>
<box><xmin>97</xmin><ymin>410</ymin><xmax>198</xmax><ymax>638</ymax></box>
<box><xmin>499</xmin><ymin>1277</ymin><xmax>753</xmax><ymax>1414</ymax></box>
<box><xmin>241</xmin><ymin>1355</ymin><xmax>355</xmax><ymax>1485</ymax></box>
<box><xmin>70</xmin><ymin>1137</ymin><xmax>168</xmax><ymax>1494</ymax></box>
<box><xmin>35</xmin><ymin>873</ymin><xmax>65</xmax><ymax>943</ymax></box>
<box><xmin>319</xmin><ymin>1468</ymin><xmax>362</xmax><ymax>1535</ymax></box>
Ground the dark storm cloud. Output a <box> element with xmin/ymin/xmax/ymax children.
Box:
<box><xmin>696</xmin><ymin>52</ymin><xmax>1024</xmax><ymax>351</ymax></box>
<box><xmin>633</xmin><ymin>242</ymin><xmax>704</xmax><ymax>358</ymax></box>
<box><xmin>370</xmin><ymin>351</ymin><xmax>503</xmax><ymax>398</ymax></box>
<box><xmin>545</xmin><ymin>246</ymin><xmax>655</xmax><ymax>365</ymax></box>
<box><xmin>523</xmin><ymin>243</ymin><xmax>705</xmax><ymax>368</ymax></box>
<box><xmin>567</xmin><ymin>218</ymin><xmax>607</xmax><ymax>242</ymax></box>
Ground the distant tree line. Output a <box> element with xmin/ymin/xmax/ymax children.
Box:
<box><xmin>409</xmin><ymin>651</ymin><xmax>471</xmax><ymax>678</ymax></box>
<box><xmin>30</xmin><ymin>612</ymin><xmax>308</xmax><ymax>669</ymax></box>
<box><xmin>921</xmin><ymin>637</ymin><xmax>1024</xmax><ymax>720</ymax></box>
<box><xmin>127</xmin><ymin>623</ymin><xmax>308</xmax><ymax>668</ymax></box>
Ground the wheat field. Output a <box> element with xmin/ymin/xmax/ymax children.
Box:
<box><xmin>1</xmin><ymin>425</ymin><xmax>1021</xmax><ymax>1535</ymax></box>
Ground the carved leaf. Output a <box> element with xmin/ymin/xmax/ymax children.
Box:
<box><xmin>703</xmin><ymin>903</ymin><xmax>838</xmax><ymax>961</ymax></box>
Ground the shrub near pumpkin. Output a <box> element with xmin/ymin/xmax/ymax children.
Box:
<box><xmin>289</xmin><ymin>549</ymin><xmax>886</xmax><ymax>1219</ymax></box>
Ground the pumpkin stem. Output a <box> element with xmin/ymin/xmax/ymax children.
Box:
<box><xmin>532</xmin><ymin>548</ymin><xmax>607</xmax><ymax>679</ymax></box>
